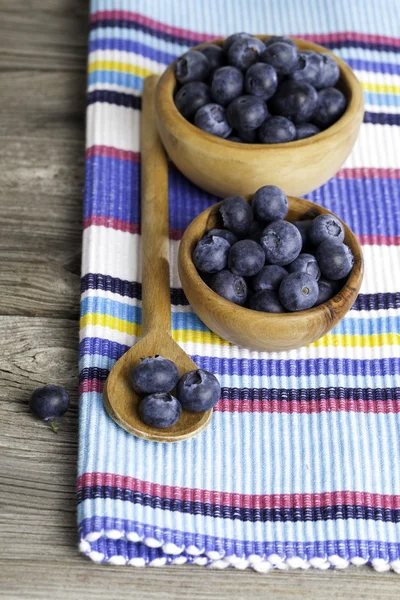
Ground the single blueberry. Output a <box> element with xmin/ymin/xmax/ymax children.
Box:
<box><xmin>249</xmin><ymin>289</ymin><xmax>285</xmax><ymax>312</ymax></box>
<box><xmin>227</xmin><ymin>95</ymin><xmax>268</xmax><ymax>131</ymax></box>
<box><xmin>223</xmin><ymin>32</ymin><xmax>252</xmax><ymax>52</ymax></box>
<box><xmin>138</xmin><ymin>393</ymin><xmax>182</xmax><ymax>428</ymax></box>
<box><xmin>251</xmin><ymin>264</ymin><xmax>288</xmax><ymax>291</ymax></box>
<box><xmin>209</xmin><ymin>269</ymin><xmax>247</xmax><ymax>305</ymax></box>
<box><xmin>228</xmin><ymin>239</ymin><xmax>265</xmax><ymax>276</ymax></box>
<box><xmin>264</xmin><ymin>36</ymin><xmax>297</xmax><ymax>49</ymax></box>
<box><xmin>194</xmin><ymin>103</ymin><xmax>232</xmax><ymax>138</ymax></box>
<box><xmin>260</xmin><ymin>220</ymin><xmax>302</xmax><ymax>265</ymax></box>
<box><xmin>211</xmin><ymin>66</ymin><xmax>244</xmax><ymax>106</ymax></box>
<box><xmin>219</xmin><ymin>196</ymin><xmax>253</xmax><ymax>237</ymax></box>
<box><xmin>279</xmin><ymin>272</ymin><xmax>319</xmax><ymax>311</ymax></box>
<box><xmin>309</xmin><ymin>214</ymin><xmax>345</xmax><ymax>246</ymax></box>
<box><xmin>289</xmin><ymin>50</ymin><xmax>323</xmax><ymax>86</ymax></box>
<box><xmin>295</xmin><ymin>122</ymin><xmax>320</xmax><ymax>140</ymax></box>
<box><xmin>316</xmin><ymin>54</ymin><xmax>340</xmax><ymax>89</ymax></box>
<box><xmin>228</xmin><ymin>37</ymin><xmax>265</xmax><ymax>71</ymax></box>
<box><xmin>293</xmin><ymin>219</ymin><xmax>313</xmax><ymax>246</ymax></box>
<box><xmin>205</xmin><ymin>228</ymin><xmax>238</xmax><ymax>246</ymax></box>
<box><xmin>200</xmin><ymin>44</ymin><xmax>227</xmax><ymax>71</ymax></box>
<box><xmin>175</xmin><ymin>50</ymin><xmax>210</xmax><ymax>84</ymax></box>
<box><xmin>258</xmin><ymin>115</ymin><xmax>296</xmax><ymax>143</ymax></box>
<box><xmin>234</xmin><ymin>126</ymin><xmax>259</xmax><ymax>142</ymax></box>
<box><xmin>314</xmin><ymin>277</ymin><xmax>341</xmax><ymax>306</ymax></box>
<box><xmin>247</xmin><ymin>219</ymin><xmax>264</xmax><ymax>242</ymax></box>
<box><xmin>312</xmin><ymin>87</ymin><xmax>347</xmax><ymax>129</ymax></box>
<box><xmin>177</xmin><ymin>369</ymin><xmax>221</xmax><ymax>412</ymax></box>
<box><xmin>252</xmin><ymin>185</ymin><xmax>289</xmax><ymax>222</ymax></box>
<box><xmin>29</xmin><ymin>384</ymin><xmax>70</xmax><ymax>423</ymax></box>
<box><xmin>260</xmin><ymin>41</ymin><xmax>298</xmax><ymax>74</ymax></box>
<box><xmin>315</xmin><ymin>239</ymin><xmax>354</xmax><ymax>280</ymax></box>
<box><xmin>174</xmin><ymin>81</ymin><xmax>212</xmax><ymax>120</ymax></box>
<box><xmin>130</xmin><ymin>356</ymin><xmax>180</xmax><ymax>394</ymax></box>
<box><xmin>287</xmin><ymin>253</ymin><xmax>321</xmax><ymax>280</ymax></box>
<box><xmin>269</xmin><ymin>80</ymin><xmax>318</xmax><ymax>124</ymax></box>
<box><xmin>244</xmin><ymin>63</ymin><xmax>278</xmax><ymax>99</ymax></box>
<box><xmin>193</xmin><ymin>235</ymin><xmax>230</xmax><ymax>273</ymax></box>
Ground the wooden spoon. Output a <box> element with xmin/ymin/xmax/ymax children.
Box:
<box><xmin>102</xmin><ymin>75</ymin><xmax>213</xmax><ymax>442</ymax></box>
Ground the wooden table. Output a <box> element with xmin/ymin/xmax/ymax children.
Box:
<box><xmin>0</xmin><ymin>2</ymin><xmax>398</xmax><ymax>598</ymax></box>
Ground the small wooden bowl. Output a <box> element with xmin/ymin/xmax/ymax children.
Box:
<box><xmin>178</xmin><ymin>197</ymin><xmax>364</xmax><ymax>352</ymax></box>
<box><xmin>156</xmin><ymin>36</ymin><xmax>364</xmax><ymax>198</ymax></box>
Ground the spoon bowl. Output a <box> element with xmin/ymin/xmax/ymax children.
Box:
<box><xmin>178</xmin><ymin>196</ymin><xmax>364</xmax><ymax>352</ymax></box>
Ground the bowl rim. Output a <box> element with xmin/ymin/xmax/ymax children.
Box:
<box><xmin>156</xmin><ymin>35</ymin><xmax>365</xmax><ymax>151</ymax></box>
<box><xmin>178</xmin><ymin>195</ymin><xmax>364</xmax><ymax>324</ymax></box>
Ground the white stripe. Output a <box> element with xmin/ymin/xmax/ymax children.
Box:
<box><xmin>343</xmin><ymin>124</ymin><xmax>400</xmax><ymax>169</ymax></box>
<box><xmin>364</xmin><ymin>103</ymin><xmax>400</xmax><ymax>114</ymax></box>
<box><xmin>82</xmin><ymin>227</ymin><xmax>400</xmax><ymax>294</ymax></box>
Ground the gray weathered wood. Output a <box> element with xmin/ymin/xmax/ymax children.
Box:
<box><xmin>0</xmin><ymin>1</ymin><xmax>398</xmax><ymax>598</ymax></box>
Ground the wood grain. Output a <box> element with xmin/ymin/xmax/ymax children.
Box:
<box><xmin>155</xmin><ymin>37</ymin><xmax>364</xmax><ymax>198</ymax></box>
<box><xmin>0</xmin><ymin>2</ymin><xmax>398</xmax><ymax>598</ymax></box>
<box><xmin>104</xmin><ymin>76</ymin><xmax>212</xmax><ymax>442</ymax></box>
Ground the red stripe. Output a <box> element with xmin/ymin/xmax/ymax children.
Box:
<box><xmin>83</xmin><ymin>216</ymin><xmax>139</xmax><ymax>234</ymax></box>
<box><xmin>79</xmin><ymin>381</ymin><xmax>400</xmax><ymax>414</ymax></box>
<box><xmin>76</xmin><ymin>472</ymin><xmax>400</xmax><ymax>509</ymax></box>
<box><xmin>86</xmin><ymin>145</ymin><xmax>140</xmax><ymax>163</ymax></box>
<box><xmin>358</xmin><ymin>234</ymin><xmax>400</xmax><ymax>246</ymax></box>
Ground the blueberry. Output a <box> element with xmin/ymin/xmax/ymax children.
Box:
<box><xmin>260</xmin><ymin>41</ymin><xmax>298</xmax><ymax>75</ymax></box>
<box><xmin>265</xmin><ymin>36</ymin><xmax>297</xmax><ymax>49</ymax></box>
<box><xmin>269</xmin><ymin>80</ymin><xmax>318</xmax><ymax>124</ymax></box>
<box><xmin>244</xmin><ymin>63</ymin><xmax>278</xmax><ymax>99</ymax></box>
<box><xmin>228</xmin><ymin>239</ymin><xmax>265</xmax><ymax>276</ymax></box>
<box><xmin>200</xmin><ymin>44</ymin><xmax>227</xmax><ymax>71</ymax></box>
<box><xmin>293</xmin><ymin>219</ymin><xmax>313</xmax><ymax>246</ymax></box>
<box><xmin>312</xmin><ymin>87</ymin><xmax>347</xmax><ymax>129</ymax></box>
<box><xmin>289</xmin><ymin>50</ymin><xmax>323</xmax><ymax>86</ymax></box>
<box><xmin>251</xmin><ymin>264</ymin><xmax>288</xmax><ymax>291</ymax></box>
<box><xmin>247</xmin><ymin>220</ymin><xmax>264</xmax><ymax>242</ymax></box>
<box><xmin>252</xmin><ymin>185</ymin><xmax>288</xmax><ymax>222</ymax></box>
<box><xmin>249</xmin><ymin>289</ymin><xmax>285</xmax><ymax>312</ymax></box>
<box><xmin>177</xmin><ymin>369</ymin><xmax>221</xmax><ymax>412</ymax></box>
<box><xmin>29</xmin><ymin>384</ymin><xmax>70</xmax><ymax>426</ymax></box>
<box><xmin>309</xmin><ymin>214</ymin><xmax>345</xmax><ymax>246</ymax></box>
<box><xmin>211</xmin><ymin>66</ymin><xmax>243</xmax><ymax>106</ymax></box>
<box><xmin>258</xmin><ymin>116</ymin><xmax>296</xmax><ymax>143</ymax></box>
<box><xmin>316</xmin><ymin>54</ymin><xmax>340</xmax><ymax>89</ymax></box>
<box><xmin>228</xmin><ymin>37</ymin><xmax>265</xmax><ymax>71</ymax></box>
<box><xmin>287</xmin><ymin>253</ymin><xmax>321</xmax><ymax>280</ymax></box>
<box><xmin>130</xmin><ymin>355</ymin><xmax>180</xmax><ymax>394</ymax></box>
<box><xmin>314</xmin><ymin>277</ymin><xmax>340</xmax><ymax>306</ymax></box>
<box><xmin>227</xmin><ymin>135</ymin><xmax>243</xmax><ymax>143</ymax></box>
<box><xmin>138</xmin><ymin>393</ymin><xmax>181</xmax><ymax>428</ymax></box>
<box><xmin>194</xmin><ymin>103</ymin><xmax>232</xmax><ymax>138</ymax></box>
<box><xmin>260</xmin><ymin>220</ymin><xmax>302</xmax><ymax>265</ymax></box>
<box><xmin>223</xmin><ymin>32</ymin><xmax>252</xmax><ymax>52</ymax></box>
<box><xmin>175</xmin><ymin>50</ymin><xmax>210</xmax><ymax>84</ymax></box>
<box><xmin>279</xmin><ymin>272</ymin><xmax>319</xmax><ymax>311</ymax></box>
<box><xmin>315</xmin><ymin>239</ymin><xmax>354</xmax><ymax>280</ymax></box>
<box><xmin>219</xmin><ymin>196</ymin><xmax>253</xmax><ymax>237</ymax></box>
<box><xmin>209</xmin><ymin>269</ymin><xmax>247</xmax><ymax>305</ymax></box>
<box><xmin>174</xmin><ymin>81</ymin><xmax>212</xmax><ymax>120</ymax></box>
<box><xmin>193</xmin><ymin>235</ymin><xmax>230</xmax><ymax>273</ymax></box>
<box><xmin>234</xmin><ymin>126</ymin><xmax>259</xmax><ymax>143</ymax></box>
<box><xmin>205</xmin><ymin>228</ymin><xmax>238</xmax><ymax>246</ymax></box>
<box><xmin>295</xmin><ymin>123</ymin><xmax>320</xmax><ymax>140</ymax></box>
<box><xmin>227</xmin><ymin>95</ymin><xmax>268</xmax><ymax>131</ymax></box>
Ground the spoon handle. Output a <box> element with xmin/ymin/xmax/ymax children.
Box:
<box><xmin>140</xmin><ymin>76</ymin><xmax>171</xmax><ymax>336</ymax></box>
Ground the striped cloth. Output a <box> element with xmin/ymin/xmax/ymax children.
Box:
<box><xmin>78</xmin><ymin>0</ymin><xmax>400</xmax><ymax>572</ymax></box>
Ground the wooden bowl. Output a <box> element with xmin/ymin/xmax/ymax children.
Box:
<box><xmin>178</xmin><ymin>197</ymin><xmax>364</xmax><ymax>352</ymax></box>
<box><xmin>156</xmin><ymin>36</ymin><xmax>364</xmax><ymax>198</ymax></box>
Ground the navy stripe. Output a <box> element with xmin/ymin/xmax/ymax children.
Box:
<box><xmin>86</xmin><ymin>90</ymin><xmax>400</xmax><ymax>127</ymax></box>
<box><xmin>77</xmin><ymin>485</ymin><xmax>400</xmax><ymax>523</ymax></box>
<box><xmin>81</xmin><ymin>273</ymin><xmax>400</xmax><ymax>311</ymax></box>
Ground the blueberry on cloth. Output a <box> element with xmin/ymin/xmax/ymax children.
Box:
<box><xmin>279</xmin><ymin>272</ymin><xmax>319</xmax><ymax>311</ymax></box>
<box><xmin>130</xmin><ymin>356</ymin><xmax>180</xmax><ymax>394</ymax></box>
<box><xmin>175</xmin><ymin>50</ymin><xmax>211</xmax><ymax>84</ymax></box>
<box><xmin>194</xmin><ymin>103</ymin><xmax>232</xmax><ymax>138</ymax></box>
<box><xmin>219</xmin><ymin>195</ymin><xmax>253</xmax><ymax>237</ymax></box>
<box><xmin>193</xmin><ymin>235</ymin><xmax>230</xmax><ymax>273</ymax></box>
<box><xmin>177</xmin><ymin>369</ymin><xmax>221</xmax><ymax>412</ymax></box>
<box><xmin>315</xmin><ymin>239</ymin><xmax>354</xmax><ymax>280</ymax></box>
<box><xmin>138</xmin><ymin>393</ymin><xmax>182</xmax><ymax>428</ymax></box>
<box><xmin>208</xmin><ymin>269</ymin><xmax>248</xmax><ymax>305</ymax></box>
<box><xmin>252</xmin><ymin>185</ymin><xmax>289</xmax><ymax>222</ymax></box>
<box><xmin>260</xmin><ymin>220</ymin><xmax>302</xmax><ymax>266</ymax></box>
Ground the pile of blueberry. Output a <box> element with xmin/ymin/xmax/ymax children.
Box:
<box><xmin>131</xmin><ymin>356</ymin><xmax>220</xmax><ymax>429</ymax></box>
<box><xmin>174</xmin><ymin>33</ymin><xmax>346</xmax><ymax>143</ymax></box>
<box><xmin>193</xmin><ymin>185</ymin><xmax>354</xmax><ymax>312</ymax></box>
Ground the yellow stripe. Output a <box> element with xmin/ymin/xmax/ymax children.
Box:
<box><xmin>80</xmin><ymin>313</ymin><xmax>400</xmax><ymax>348</ymax></box>
<box><xmin>361</xmin><ymin>81</ymin><xmax>400</xmax><ymax>95</ymax></box>
<box><xmin>88</xmin><ymin>60</ymin><xmax>154</xmax><ymax>79</ymax></box>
